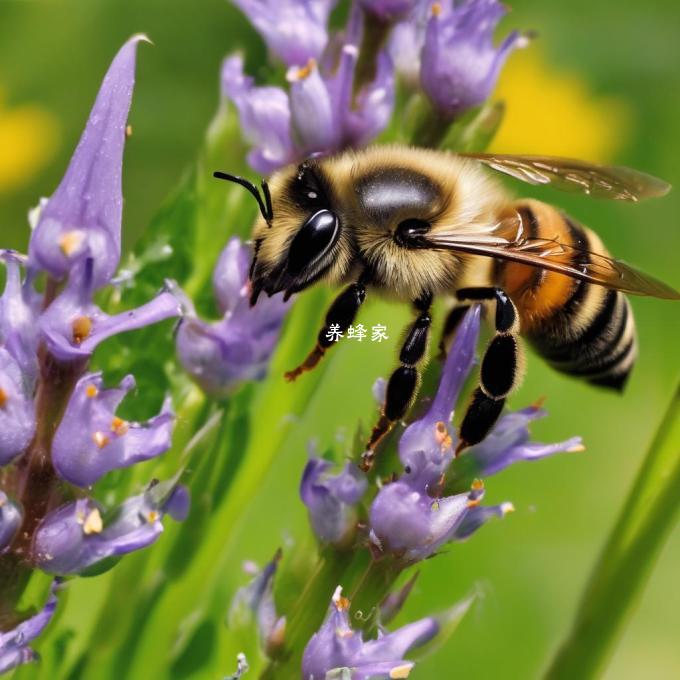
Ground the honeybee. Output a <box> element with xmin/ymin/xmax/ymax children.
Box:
<box><xmin>214</xmin><ymin>146</ymin><xmax>677</xmax><ymax>469</ymax></box>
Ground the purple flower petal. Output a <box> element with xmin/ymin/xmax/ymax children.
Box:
<box><xmin>462</xmin><ymin>405</ymin><xmax>584</xmax><ymax>477</ymax></box>
<box><xmin>420</xmin><ymin>0</ymin><xmax>527</xmax><ymax>119</ymax></box>
<box><xmin>360</xmin><ymin>617</ymin><xmax>439</xmax><ymax>665</ymax></box>
<box><xmin>300</xmin><ymin>457</ymin><xmax>367</xmax><ymax>545</ymax></box>
<box><xmin>345</xmin><ymin>50</ymin><xmax>396</xmax><ymax>147</ymax></box>
<box><xmin>34</xmin><ymin>484</ymin><xmax>187</xmax><ymax>575</ymax></box>
<box><xmin>0</xmin><ymin>347</ymin><xmax>36</xmax><ymax>466</ymax></box>
<box><xmin>29</xmin><ymin>36</ymin><xmax>147</xmax><ymax>288</ymax></box>
<box><xmin>231</xmin><ymin>0</ymin><xmax>336</xmax><ymax>67</ymax></box>
<box><xmin>0</xmin><ymin>251</ymin><xmax>40</xmax><ymax>378</ymax></box>
<box><xmin>221</xmin><ymin>55</ymin><xmax>295</xmax><ymax>174</ymax></box>
<box><xmin>212</xmin><ymin>237</ymin><xmax>251</xmax><ymax>315</ymax></box>
<box><xmin>52</xmin><ymin>372</ymin><xmax>174</xmax><ymax>487</ymax></box>
<box><xmin>453</xmin><ymin>501</ymin><xmax>514</xmax><ymax>541</ymax></box>
<box><xmin>325</xmin><ymin>3</ymin><xmax>363</xmax><ymax>136</ymax></box>
<box><xmin>40</xmin><ymin>260</ymin><xmax>181</xmax><ymax>362</ymax></box>
<box><xmin>0</xmin><ymin>582</ymin><xmax>58</xmax><ymax>674</ymax></box>
<box><xmin>0</xmin><ymin>492</ymin><xmax>22</xmax><ymax>553</ymax></box>
<box><xmin>388</xmin><ymin>0</ymin><xmax>432</xmax><ymax>88</ymax></box>
<box><xmin>164</xmin><ymin>484</ymin><xmax>191</xmax><ymax>522</ymax></box>
<box><xmin>302</xmin><ymin>587</ymin><xmax>438</xmax><ymax>679</ymax></box>
<box><xmin>288</xmin><ymin>60</ymin><xmax>340</xmax><ymax>154</ymax></box>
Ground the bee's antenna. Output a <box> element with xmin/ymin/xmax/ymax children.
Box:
<box><xmin>261</xmin><ymin>179</ymin><xmax>273</xmax><ymax>224</ymax></box>
<box><xmin>213</xmin><ymin>171</ymin><xmax>273</xmax><ymax>226</ymax></box>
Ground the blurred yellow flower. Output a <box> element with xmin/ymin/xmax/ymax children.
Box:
<box><xmin>0</xmin><ymin>87</ymin><xmax>59</xmax><ymax>194</ymax></box>
<box><xmin>490</xmin><ymin>49</ymin><xmax>631</xmax><ymax>163</ymax></box>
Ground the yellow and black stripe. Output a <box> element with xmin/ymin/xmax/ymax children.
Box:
<box><xmin>497</xmin><ymin>200</ymin><xmax>637</xmax><ymax>391</ymax></box>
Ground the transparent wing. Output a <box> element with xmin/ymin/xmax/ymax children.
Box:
<box><xmin>424</xmin><ymin>213</ymin><xmax>680</xmax><ymax>299</ymax></box>
<box><xmin>461</xmin><ymin>152</ymin><xmax>671</xmax><ymax>202</ymax></box>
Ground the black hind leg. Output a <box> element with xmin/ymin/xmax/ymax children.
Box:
<box><xmin>456</xmin><ymin>288</ymin><xmax>524</xmax><ymax>454</ymax></box>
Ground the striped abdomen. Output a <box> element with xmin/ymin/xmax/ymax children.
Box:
<box><xmin>497</xmin><ymin>199</ymin><xmax>637</xmax><ymax>391</ymax></box>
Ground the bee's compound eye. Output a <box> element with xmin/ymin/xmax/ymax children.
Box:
<box><xmin>395</xmin><ymin>218</ymin><xmax>430</xmax><ymax>248</ymax></box>
<box><xmin>287</xmin><ymin>209</ymin><xmax>340</xmax><ymax>275</ymax></box>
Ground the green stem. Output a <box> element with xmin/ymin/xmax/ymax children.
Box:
<box><xmin>353</xmin><ymin>12</ymin><xmax>391</xmax><ymax>96</ymax></box>
<box><xmin>545</xmin><ymin>384</ymin><xmax>680</xmax><ymax>679</ymax></box>
<box><xmin>348</xmin><ymin>556</ymin><xmax>401</xmax><ymax>635</ymax></box>
<box><xmin>410</xmin><ymin>103</ymin><xmax>453</xmax><ymax>149</ymax></box>
<box><xmin>0</xmin><ymin>332</ymin><xmax>85</xmax><ymax>627</ymax></box>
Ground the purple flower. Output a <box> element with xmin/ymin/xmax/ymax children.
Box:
<box><xmin>458</xmin><ymin>405</ymin><xmax>584</xmax><ymax>479</ymax></box>
<box><xmin>369</xmin><ymin>306</ymin><xmax>581</xmax><ymax>563</ymax></box>
<box><xmin>33</xmin><ymin>483</ymin><xmax>189</xmax><ymax>575</ymax></box>
<box><xmin>0</xmin><ymin>492</ymin><xmax>22</xmax><ymax>553</ymax></box>
<box><xmin>40</xmin><ymin>258</ymin><xmax>181</xmax><ymax>362</ymax></box>
<box><xmin>359</xmin><ymin>0</ymin><xmax>417</xmax><ymax>22</ymax></box>
<box><xmin>222</xmin><ymin>55</ymin><xmax>296</xmax><ymax>174</ymax></box>
<box><xmin>420</xmin><ymin>0</ymin><xmax>527</xmax><ymax>119</ymax></box>
<box><xmin>0</xmin><ymin>583</ymin><xmax>58</xmax><ymax>674</ymax></box>
<box><xmin>29</xmin><ymin>35</ymin><xmax>147</xmax><ymax>289</ymax></box>
<box><xmin>52</xmin><ymin>372</ymin><xmax>174</xmax><ymax>487</ymax></box>
<box><xmin>229</xmin><ymin>551</ymin><xmax>286</xmax><ymax>657</ymax></box>
<box><xmin>230</xmin><ymin>0</ymin><xmax>337</xmax><ymax>67</ymax></box>
<box><xmin>176</xmin><ymin>238</ymin><xmax>290</xmax><ymax>396</ymax></box>
<box><xmin>222</xmin><ymin>6</ymin><xmax>395</xmax><ymax>174</ymax></box>
<box><xmin>0</xmin><ymin>251</ymin><xmax>40</xmax><ymax>377</ymax></box>
<box><xmin>370</xmin><ymin>478</ymin><xmax>484</xmax><ymax>563</ymax></box>
<box><xmin>0</xmin><ymin>347</ymin><xmax>36</xmax><ymax>466</ymax></box>
<box><xmin>300</xmin><ymin>456</ymin><xmax>367</xmax><ymax>546</ymax></box>
<box><xmin>302</xmin><ymin>586</ymin><xmax>438</xmax><ymax>679</ymax></box>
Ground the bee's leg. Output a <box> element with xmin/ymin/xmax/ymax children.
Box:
<box><xmin>362</xmin><ymin>293</ymin><xmax>433</xmax><ymax>471</ymax></box>
<box><xmin>455</xmin><ymin>287</ymin><xmax>523</xmax><ymax>454</ymax></box>
<box><xmin>438</xmin><ymin>304</ymin><xmax>471</xmax><ymax>358</ymax></box>
<box><xmin>284</xmin><ymin>279</ymin><xmax>367</xmax><ymax>382</ymax></box>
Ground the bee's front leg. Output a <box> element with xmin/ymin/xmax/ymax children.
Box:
<box><xmin>362</xmin><ymin>292</ymin><xmax>433</xmax><ymax>471</ymax></box>
<box><xmin>284</xmin><ymin>276</ymin><xmax>368</xmax><ymax>382</ymax></box>
<box><xmin>456</xmin><ymin>287</ymin><xmax>524</xmax><ymax>454</ymax></box>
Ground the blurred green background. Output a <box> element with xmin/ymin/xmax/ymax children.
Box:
<box><xmin>1</xmin><ymin>0</ymin><xmax>679</xmax><ymax>678</ymax></box>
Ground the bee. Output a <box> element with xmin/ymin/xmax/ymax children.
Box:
<box><xmin>214</xmin><ymin>146</ymin><xmax>677</xmax><ymax>469</ymax></box>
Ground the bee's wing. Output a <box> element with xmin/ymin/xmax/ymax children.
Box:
<box><xmin>460</xmin><ymin>152</ymin><xmax>671</xmax><ymax>202</ymax></box>
<box><xmin>424</xmin><ymin>212</ymin><xmax>680</xmax><ymax>299</ymax></box>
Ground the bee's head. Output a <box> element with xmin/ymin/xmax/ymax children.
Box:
<box><xmin>215</xmin><ymin>160</ymin><xmax>351</xmax><ymax>305</ymax></box>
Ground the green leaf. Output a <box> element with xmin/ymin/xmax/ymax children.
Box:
<box><xmin>545</xmin><ymin>383</ymin><xmax>680</xmax><ymax>679</ymax></box>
